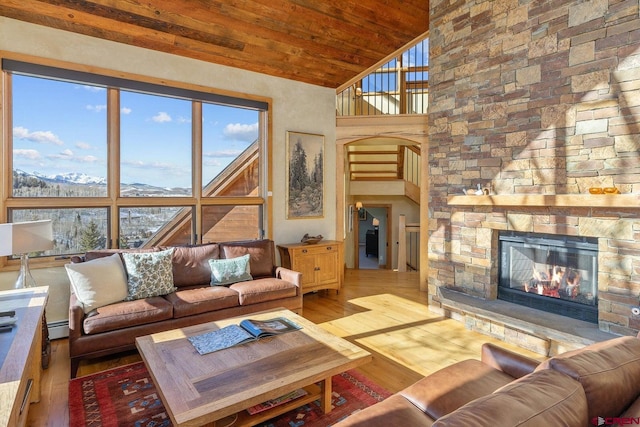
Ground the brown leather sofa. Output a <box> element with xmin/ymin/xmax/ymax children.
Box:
<box><xmin>68</xmin><ymin>239</ymin><xmax>302</xmax><ymax>378</ymax></box>
<box><xmin>335</xmin><ymin>335</ymin><xmax>640</xmax><ymax>426</ymax></box>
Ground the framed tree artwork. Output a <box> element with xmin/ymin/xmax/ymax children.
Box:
<box><xmin>286</xmin><ymin>131</ymin><xmax>324</xmax><ymax>219</ymax></box>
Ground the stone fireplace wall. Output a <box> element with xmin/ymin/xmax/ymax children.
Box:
<box><xmin>428</xmin><ymin>0</ymin><xmax>640</xmax><ymax>335</ymax></box>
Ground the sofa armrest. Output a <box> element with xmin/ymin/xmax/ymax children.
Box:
<box><xmin>481</xmin><ymin>342</ymin><xmax>541</xmax><ymax>378</ymax></box>
<box><xmin>68</xmin><ymin>293</ymin><xmax>85</xmax><ymax>342</ymax></box>
<box><xmin>275</xmin><ymin>266</ymin><xmax>302</xmax><ymax>287</ymax></box>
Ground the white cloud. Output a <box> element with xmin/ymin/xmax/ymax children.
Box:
<box><xmin>86</xmin><ymin>104</ymin><xmax>107</xmax><ymax>112</ymax></box>
<box><xmin>121</xmin><ymin>107</ymin><xmax>132</xmax><ymax>115</ymax></box>
<box><xmin>204</xmin><ymin>149</ymin><xmax>243</xmax><ymax>158</ymax></box>
<box><xmin>223</xmin><ymin>122</ymin><xmax>259</xmax><ymax>142</ymax></box>
<box><xmin>177</xmin><ymin>116</ymin><xmax>191</xmax><ymax>124</ymax></box>
<box><xmin>13</xmin><ymin>149</ymin><xmax>41</xmax><ymax>160</ymax></box>
<box><xmin>76</xmin><ymin>142</ymin><xmax>91</xmax><ymax>150</ymax></box>
<box><xmin>152</xmin><ymin>112</ymin><xmax>172</xmax><ymax>123</ymax></box>
<box><xmin>47</xmin><ymin>149</ymin><xmax>99</xmax><ymax>163</ymax></box>
<box><xmin>47</xmin><ymin>149</ymin><xmax>74</xmax><ymax>160</ymax></box>
<box><xmin>81</xmin><ymin>85</ymin><xmax>106</xmax><ymax>93</ymax></box>
<box><xmin>13</xmin><ymin>126</ymin><xmax>64</xmax><ymax>145</ymax></box>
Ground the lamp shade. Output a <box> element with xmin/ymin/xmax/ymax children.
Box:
<box><xmin>0</xmin><ymin>220</ymin><xmax>54</xmax><ymax>256</ymax></box>
<box><xmin>372</xmin><ymin>218</ymin><xmax>380</xmax><ymax>226</ymax></box>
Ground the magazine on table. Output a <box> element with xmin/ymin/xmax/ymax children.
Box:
<box><xmin>246</xmin><ymin>388</ymin><xmax>308</xmax><ymax>415</ymax></box>
<box><xmin>188</xmin><ymin>317</ymin><xmax>303</xmax><ymax>355</ymax></box>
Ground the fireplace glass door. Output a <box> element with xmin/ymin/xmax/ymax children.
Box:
<box><xmin>498</xmin><ymin>231</ymin><xmax>598</xmax><ymax>323</ymax></box>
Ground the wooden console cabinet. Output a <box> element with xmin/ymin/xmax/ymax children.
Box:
<box><xmin>277</xmin><ymin>240</ymin><xmax>343</xmax><ymax>294</ymax></box>
<box><xmin>0</xmin><ymin>286</ymin><xmax>48</xmax><ymax>427</ymax></box>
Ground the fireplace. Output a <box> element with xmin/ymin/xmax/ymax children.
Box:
<box><xmin>498</xmin><ymin>231</ymin><xmax>598</xmax><ymax>323</ymax></box>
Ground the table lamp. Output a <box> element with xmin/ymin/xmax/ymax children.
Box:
<box><xmin>372</xmin><ymin>218</ymin><xmax>380</xmax><ymax>230</ymax></box>
<box><xmin>0</xmin><ymin>220</ymin><xmax>54</xmax><ymax>288</ymax></box>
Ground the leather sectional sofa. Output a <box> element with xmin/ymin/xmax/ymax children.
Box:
<box><xmin>68</xmin><ymin>239</ymin><xmax>302</xmax><ymax>378</ymax></box>
<box><xmin>335</xmin><ymin>334</ymin><xmax>640</xmax><ymax>426</ymax></box>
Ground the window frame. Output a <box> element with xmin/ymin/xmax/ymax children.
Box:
<box><xmin>0</xmin><ymin>52</ymin><xmax>273</xmax><ymax>269</ymax></box>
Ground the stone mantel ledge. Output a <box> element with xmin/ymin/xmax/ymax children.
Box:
<box><xmin>447</xmin><ymin>194</ymin><xmax>640</xmax><ymax>208</ymax></box>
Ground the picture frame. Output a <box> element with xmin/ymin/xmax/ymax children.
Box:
<box><xmin>358</xmin><ymin>208</ymin><xmax>367</xmax><ymax>221</ymax></box>
<box><xmin>286</xmin><ymin>131</ymin><xmax>324</xmax><ymax>219</ymax></box>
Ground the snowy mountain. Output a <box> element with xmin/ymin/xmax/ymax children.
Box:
<box><xmin>35</xmin><ymin>171</ymin><xmax>107</xmax><ymax>185</ymax></box>
<box><xmin>13</xmin><ymin>169</ymin><xmax>190</xmax><ymax>196</ymax></box>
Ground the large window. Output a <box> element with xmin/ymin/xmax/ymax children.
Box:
<box><xmin>2</xmin><ymin>57</ymin><xmax>269</xmax><ymax>260</ymax></box>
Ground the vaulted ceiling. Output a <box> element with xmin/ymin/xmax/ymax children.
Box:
<box><xmin>0</xmin><ymin>0</ymin><xmax>430</xmax><ymax>89</ymax></box>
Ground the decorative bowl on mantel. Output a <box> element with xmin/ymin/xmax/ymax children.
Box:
<box><xmin>301</xmin><ymin>234</ymin><xmax>323</xmax><ymax>245</ymax></box>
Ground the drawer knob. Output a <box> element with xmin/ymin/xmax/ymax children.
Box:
<box><xmin>302</xmin><ymin>249</ymin><xmax>308</xmax><ymax>253</ymax></box>
<box><xmin>326</xmin><ymin>246</ymin><xmax>332</xmax><ymax>250</ymax></box>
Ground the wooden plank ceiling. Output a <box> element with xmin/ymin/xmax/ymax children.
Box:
<box><xmin>0</xmin><ymin>0</ymin><xmax>430</xmax><ymax>89</ymax></box>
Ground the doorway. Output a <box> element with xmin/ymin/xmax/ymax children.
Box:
<box><xmin>354</xmin><ymin>205</ymin><xmax>391</xmax><ymax>269</ymax></box>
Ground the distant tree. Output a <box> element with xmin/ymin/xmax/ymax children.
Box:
<box><xmin>311</xmin><ymin>150</ymin><xmax>323</xmax><ymax>185</ymax></box>
<box><xmin>79</xmin><ymin>220</ymin><xmax>102</xmax><ymax>251</ymax></box>
<box><xmin>119</xmin><ymin>232</ymin><xmax>130</xmax><ymax>249</ymax></box>
<box><xmin>289</xmin><ymin>140</ymin><xmax>310</xmax><ymax>192</ymax></box>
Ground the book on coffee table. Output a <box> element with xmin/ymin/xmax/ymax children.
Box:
<box><xmin>188</xmin><ymin>317</ymin><xmax>302</xmax><ymax>355</ymax></box>
<box><xmin>246</xmin><ymin>388</ymin><xmax>308</xmax><ymax>415</ymax></box>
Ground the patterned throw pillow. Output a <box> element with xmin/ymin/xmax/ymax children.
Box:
<box><xmin>122</xmin><ymin>248</ymin><xmax>176</xmax><ymax>301</ymax></box>
<box><xmin>208</xmin><ymin>254</ymin><xmax>253</xmax><ymax>286</ymax></box>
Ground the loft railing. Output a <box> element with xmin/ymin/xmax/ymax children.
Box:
<box><xmin>403</xmin><ymin>145</ymin><xmax>420</xmax><ymax>186</ymax></box>
<box><xmin>337</xmin><ymin>38</ymin><xmax>429</xmax><ymax>116</ymax></box>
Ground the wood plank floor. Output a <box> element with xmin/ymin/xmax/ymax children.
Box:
<box><xmin>27</xmin><ymin>269</ymin><xmax>544</xmax><ymax>426</ymax></box>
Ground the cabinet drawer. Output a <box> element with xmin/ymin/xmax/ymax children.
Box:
<box><xmin>292</xmin><ymin>245</ymin><xmax>337</xmax><ymax>256</ymax></box>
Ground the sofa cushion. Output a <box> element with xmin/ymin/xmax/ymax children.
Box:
<box><xmin>165</xmin><ymin>286</ymin><xmax>240</xmax><ymax>318</ymax></box>
<box><xmin>332</xmin><ymin>394</ymin><xmax>435</xmax><ymax>427</ymax></box>
<box><xmin>230</xmin><ymin>278</ymin><xmax>298</xmax><ymax>305</ymax></box>
<box><xmin>122</xmin><ymin>248</ymin><xmax>177</xmax><ymax>301</ymax></box>
<box><xmin>536</xmin><ymin>336</ymin><xmax>640</xmax><ymax>421</ymax></box>
<box><xmin>65</xmin><ymin>253</ymin><xmax>129</xmax><ymax>314</ymax></box>
<box><xmin>618</xmin><ymin>396</ymin><xmax>640</xmax><ymax>421</ymax></box>
<box><xmin>209</xmin><ymin>254</ymin><xmax>253</xmax><ymax>285</ymax></box>
<box><xmin>83</xmin><ymin>296</ymin><xmax>173</xmax><ymax>334</ymax></box>
<box><xmin>83</xmin><ymin>247</ymin><xmax>159</xmax><ymax>262</ymax></box>
<box><xmin>399</xmin><ymin>359</ymin><xmax>516</xmax><ymax>420</ymax></box>
<box><xmin>166</xmin><ymin>243</ymin><xmax>220</xmax><ymax>288</ymax></box>
<box><xmin>220</xmin><ymin>239</ymin><xmax>275</xmax><ymax>278</ymax></box>
<box><xmin>433</xmin><ymin>369</ymin><xmax>587</xmax><ymax>427</ymax></box>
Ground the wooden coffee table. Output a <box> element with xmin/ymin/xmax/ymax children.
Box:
<box><xmin>135</xmin><ymin>308</ymin><xmax>371</xmax><ymax>427</ymax></box>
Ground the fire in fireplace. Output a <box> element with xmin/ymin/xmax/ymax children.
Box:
<box><xmin>498</xmin><ymin>231</ymin><xmax>598</xmax><ymax>323</ymax></box>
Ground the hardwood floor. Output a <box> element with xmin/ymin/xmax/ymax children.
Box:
<box><xmin>27</xmin><ymin>269</ymin><xmax>543</xmax><ymax>426</ymax></box>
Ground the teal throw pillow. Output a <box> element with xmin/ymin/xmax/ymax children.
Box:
<box><xmin>122</xmin><ymin>248</ymin><xmax>176</xmax><ymax>300</ymax></box>
<box><xmin>208</xmin><ymin>254</ymin><xmax>253</xmax><ymax>286</ymax></box>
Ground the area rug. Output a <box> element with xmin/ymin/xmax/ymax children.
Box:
<box><xmin>69</xmin><ymin>362</ymin><xmax>391</xmax><ymax>427</ymax></box>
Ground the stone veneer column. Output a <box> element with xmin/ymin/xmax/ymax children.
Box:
<box><xmin>428</xmin><ymin>0</ymin><xmax>640</xmax><ymax>335</ymax></box>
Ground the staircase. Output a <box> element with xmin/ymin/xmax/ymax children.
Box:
<box><xmin>347</xmin><ymin>143</ymin><xmax>420</xmax><ymax>204</ymax></box>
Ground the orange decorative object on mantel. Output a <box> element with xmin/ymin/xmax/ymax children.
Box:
<box><xmin>589</xmin><ymin>187</ymin><xmax>620</xmax><ymax>194</ymax></box>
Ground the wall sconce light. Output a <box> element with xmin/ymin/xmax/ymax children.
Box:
<box><xmin>372</xmin><ymin>218</ymin><xmax>380</xmax><ymax>227</ymax></box>
<box><xmin>0</xmin><ymin>220</ymin><xmax>54</xmax><ymax>288</ymax></box>
<box><xmin>355</xmin><ymin>201</ymin><xmax>363</xmax><ymax>210</ymax></box>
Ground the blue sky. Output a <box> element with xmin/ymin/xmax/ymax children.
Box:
<box><xmin>11</xmin><ymin>75</ymin><xmax>259</xmax><ymax>188</ymax></box>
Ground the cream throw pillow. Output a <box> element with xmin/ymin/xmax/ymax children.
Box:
<box><xmin>65</xmin><ymin>253</ymin><xmax>129</xmax><ymax>314</ymax></box>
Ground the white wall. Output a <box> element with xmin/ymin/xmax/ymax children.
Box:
<box><xmin>0</xmin><ymin>18</ymin><xmax>337</xmax><ymax>324</ymax></box>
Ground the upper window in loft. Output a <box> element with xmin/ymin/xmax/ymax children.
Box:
<box><xmin>120</xmin><ymin>91</ymin><xmax>193</xmax><ymax>197</ymax></box>
<box><xmin>337</xmin><ymin>37</ymin><xmax>429</xmax><ymax>116</ymax></box>
<box><xmin>11</xmin><ymin>75</ymin><xmax>108</xmax><ymax>197</ymax></box>
<box><xmin>202</xmin><ymin>103</ymin><xmax>260</xmax><ymax>197</ymax></box>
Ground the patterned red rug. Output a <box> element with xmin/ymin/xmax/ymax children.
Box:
<box><xmin>69</xmin><ymin>361</ymin><xmax>391</xmax><ymax>427</ymax></box>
